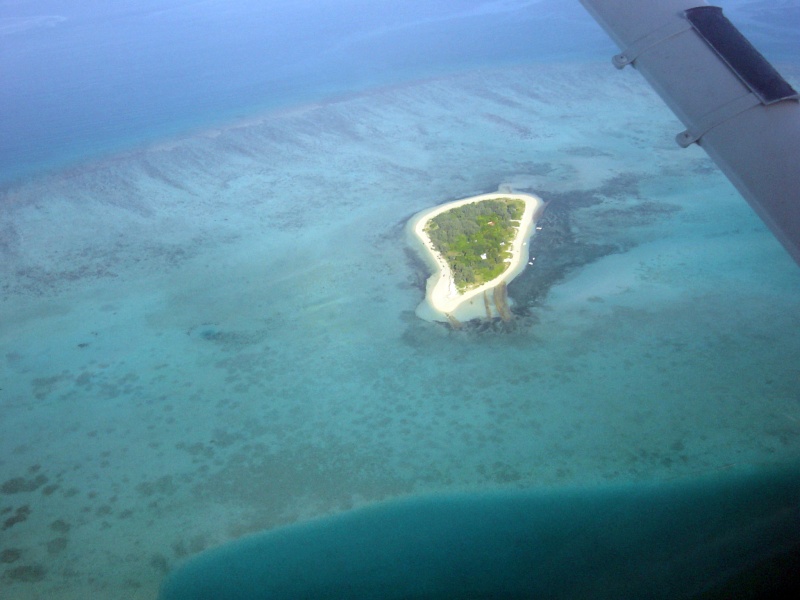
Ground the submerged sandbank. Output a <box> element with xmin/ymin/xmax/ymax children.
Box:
<box><xmin>408</xmin><ymin>189</ymin><xmax>545</xmax><ymax>323</ymax></box>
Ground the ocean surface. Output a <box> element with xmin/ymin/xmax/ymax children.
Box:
<box><xmin>1</xmin><ymin>1</ymin><xmax>799</xmax><ymax>598</ymax></box>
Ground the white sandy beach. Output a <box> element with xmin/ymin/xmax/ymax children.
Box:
<box><xmin>410</xmin><ymin>190</ymin><xmax>545</xmax><ymax>322</ymax></box>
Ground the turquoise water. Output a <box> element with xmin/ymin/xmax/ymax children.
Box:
<box><xmin>1</xmin><ymin>2</ymin><xmax>799</xmax><ymax>598</ymax></box>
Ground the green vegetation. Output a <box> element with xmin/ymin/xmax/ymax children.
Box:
<box><xmin>425</xmin><ymin>198</ymin><xmax>525</xmax><ymax>292</ymax></box>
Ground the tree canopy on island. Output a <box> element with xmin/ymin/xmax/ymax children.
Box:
<box><xmin>425</xmin><ymin>198</ymin><xmax>525</xmax><ymax>292</ymax></box>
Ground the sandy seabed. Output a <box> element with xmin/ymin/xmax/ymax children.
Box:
<box><xmin>1</xmin><ymin>62</ymin><xmax>800</xmax><ymax>599</ymax></box>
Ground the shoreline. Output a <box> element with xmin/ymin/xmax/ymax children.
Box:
<box><xmin>408</xmin><ymin>189</ymin><xmax>545</xmax><ymax>323</ymax></box>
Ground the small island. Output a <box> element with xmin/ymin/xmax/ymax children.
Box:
<box><xmin>408</xmin><ymin>190</ymin><xmax>545</xmax><ymax>325</ymax></box>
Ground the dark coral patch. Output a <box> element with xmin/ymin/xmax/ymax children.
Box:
<box><xmin>0</xmin><ymin>549</ymin><xmax>22</xmax><ymax>563</ymax></box>
<box><xmin>1</xmin><ymin>474</ymin><xmax>48</xmax><ymax>494</ymax></box>
<box><xmin>2</xmin><ymin>505</ymin><xmax>31</xmax><ymax>530</ymax></box>
<box><xmin>2</xmin><ymin>564</ymin><xmax>47</xmax><ymax>583</ymax></box>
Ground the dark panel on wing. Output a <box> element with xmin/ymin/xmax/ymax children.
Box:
<box><xmin>685</xmin><ymin>6</ymin><xmax>798</xmax><ymax>104</ymax></box>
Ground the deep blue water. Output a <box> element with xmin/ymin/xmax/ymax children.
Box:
<box><xmin>4</xmin><ymin>1</ymin><xmax>797</xmax><ymax>184</ymax></box>
<box><xmin>1</xmin><ymin>0</ymin><xmax>606</xmax><ymax>185</ymax></box>
<box><xmin>161</xmin><ymin>467</ymin><xmax>800</xmax><ymax>599</ymax></box>
<box><xmin>5</xmin><ymin>0</ymin><xmax>798</xmax><ymax>186</ymax></box>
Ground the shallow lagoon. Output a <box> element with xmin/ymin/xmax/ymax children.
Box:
<box><xmin>1</xmin><ymin>2</ymin><xmax>800</xmax><ymax>598</ymax></box>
